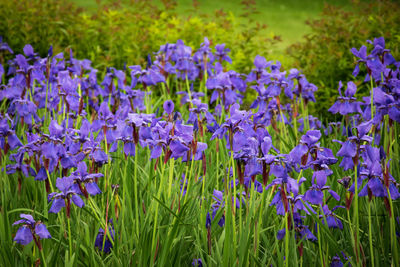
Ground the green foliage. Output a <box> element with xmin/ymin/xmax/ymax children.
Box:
<box><xmin>0</xmin><ymin>0</ymin><xmax>80</xmax><ymax>60</ymax></box>
<box><xmin>0</xmin><ymin>0</ymin><xmax>278</xmax><ymax>73</ymax></box>
<box><xmin>286</xmin><ymin>0</ymin><xmax>400</xmax><ymax>120</ymax></box>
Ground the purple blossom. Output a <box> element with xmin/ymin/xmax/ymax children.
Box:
<box><xmin>13</xmin><ymin>214</ymin><xmax>51</xmax><ymax>248</ymax></box>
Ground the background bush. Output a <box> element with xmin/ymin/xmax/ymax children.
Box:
<box><xmin>0</xmin><ymin>0</ymin><xmax>278</xmax><ymax>73</ymax></box>
<box><xmin>286</xmin><ymin>0</ymin><xmax>400</xmax><ymax>120</ymax></box>
<box><xmin>0</xmin><ymin>0</ymin><xmax>80</xmax><ymax>60</ymax></box>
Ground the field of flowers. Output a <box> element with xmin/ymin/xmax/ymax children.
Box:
<box><xmin>0</xmin><ymin>36</ymin><xmax>399</xmax><ymax>266</ymax></box>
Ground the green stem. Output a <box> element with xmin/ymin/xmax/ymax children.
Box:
<box><xmin>183</xmin><ymin>157</ymin><xmax>195</xmax><ymax>205</ymax></box>
<box><xmin>67</xmin><ymin>217</ymin><xmax>72</xmax><ymax>259</ymax></box>
<box><xmin>368</xmin><ymin>200</ymin><xmax>375</xmax><ymax>267</ymax></box>
<box><xmin>151</xmin><ymin>160</ymin><xmax>166</xmax><ymax>263</ymax></box>
<box><xmin>386</xmin><ymin>190</ymin><xmax>399</xmax><ymax>265</ymax></box>
<box><xmin>40</xmin><ymin>246</ymin><xmax>48</xmax><ymax>267</ymax></box>
<box><xmin>285</xmin><ymin>211</ymin><xmax>290</xmax><ymax>267</ymax></box>
<box><xmin>103</xmin><ymin>130</ymin><xmax>109</xmax><ymax>192</ymax></box>
<box><xmin>185</xmin><ymin>75</ymin><xmax>192</xmax><ymax>101</ymax></box>
<box><xmin>134</xmin><ymin>145</ymin><xmax>140</xmax><ymax>238</ymax></box>
<box><xmin>229</xmin><ymin>152</ymin><xmax>237</xmax><ymax>252</ymax></box>
<box><xmin>370</xmin><ymin>78</ymin><xmax>374</xmax><ymax>121</ymax></box>
<box><xmin>167</xmin><ymin>158</ymin><xmax>175</xmax><ymax>199</ymax></box>
<box><xmin>353</xmin><ymin>164</ymin><xmax>360</xmax><ymax>264</ymax></box>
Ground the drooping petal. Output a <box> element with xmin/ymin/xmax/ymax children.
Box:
<box><xmin>299</xmin><ymin>226</ymin><xmax>317</xmax><ymax>241</ymax></box>
<box><xmin>389</xmin><ymin>183</ymin><xmax>400</xmax><ymax>200</ymax></box>
<box><xmin>123</xmin><ymin>142</ymin><xmax>135</xmax><ymax>157</ymax></box>
<box><xmin>328</xmin><ymin>190</ymin><xmax>340</xmax><ymax>201</ymax></box>
<box><xmin>7</xmin><ymin>134</ymin><xmax>22</xmax><ymax>150</ymax></box>
<box><xmin>277</xmin><ymin>228</ymin><xmax>286</xmax><ymax>240</ymax></box>
<box><xmin>170</xmin><ymin>140</ymin><xmax>189</xmax><ymax>159</ymax></box>
<box><xmin>14</xmin><ymin>226</ymin><xmax>33</xmax><ymax>245</ymax></box>
<box><xmin>35</xmin><ymin>167</ymin><xmax>47</xmax><ymax>181</ymax></box>
<box><xmin>35</xmin><ymin>223</ymin><xmax>51</xmax><ymax>239</ymax></box>
<box><xmin>85</xmin><ymin>182</ymin><xmax>102</xmax><ymax>196</ymax></box>
<box><xmin>337</xmin><ymin>141</ymin><xmax>357</xmax><ymax>158</ymax></box>
<box><xmin>339</xmin><ymin>157</ymin><xmax>354</xmax><ymax>171</ymax></box>
<box><xmin>368</xmin><ymin>178</ymin><xmax>385</xmax><ymax>197</ymax></box>
<box><xmin>304</xmin><ymin>189</ymin><xmax>323</xmax><ymax>205</ymax></box>
<box><xmin>150</xmin><ymin>145</ymin><xmax>162</xmax><ymax>159</ymax></box>
<box><xmin>49</xmin><ymin>198</ymin><xmax>65</xmax><ymax>213</ymax></box>
<box><xmin>71</xmin><ymin>194</ymin><xmax>85</xmax><ymax>208</ymax></box>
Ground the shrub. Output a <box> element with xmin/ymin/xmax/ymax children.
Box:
<box><xmin>286</xmin><ymin>0</ymin><xmax>400</xmax><ymax>120</ymax></box>
<box><xmin>0</xmin><ymin>0</ymin><xmax>80</xmax><ymax>61</ymax></box>
<box><xmin>0</xmin><ymin>0</ymin><xmax>278</xmax><ymax>74</ymax></box>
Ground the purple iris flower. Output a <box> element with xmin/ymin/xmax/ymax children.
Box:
<box><xmin>328</xmin><ymin>81</ymin><xmax>362</xmax><ymax>115</ymax></box>
<box><xmin>48</xmin><ymin>177</ymin><xmax>84</xmax><ymax>218</ymax></box>
<box><xmin>0</xmin><ymin>116</ymin><xmax>22</xmax><ymax>153</ymax></box>
<box><xmin>320</xmin><ymin>205</ymin><xmax>344</xmax><ymax>229</ymax></box>
<box><xmin>9</xmin><ymin>98</ymin><xmax>38</xmax><ymax>126</ymax></box>
<box><xmin>207</xmin><ymin>71</ymin><xmax>243</xmax><ymax>110</ymax></box>
<box><xmin>70</xmin><ymin>161</ymin><xmax>103</xmax><ymax>198</ymax></box>
<box><xmin>94</xmin><ymin>221</ymin><xmax>115</xmax><ymax>253</ymax></box>
<box><xmin>351</xmin><ymin>45</ymin><xmax>367</xmax><ymax>77</ymax></box>
<box><xmin>117</xmin><ymin>113</ymin><xmax>153</xmax><ymax>157</ymax></box>
<box><xmin>351</xmin><ymin>37</ymin><xmax>395</xmax><ymax>83</ymax></box>
<box><xmin>214</xmin><ymin>44</ymin><xmax>231</xmax><ymax>64</ymax></box>
<box><xmin>268</xmin><ymin>166</ymin><xmax>305</xmax><ymax>215</ymax></box>
<box><xmin>334</xmin><ymin>120</ymin><xmax>373</xmax><ymax>171</ymax></box>
<box><xmin>292</xmin><ymin>76</ymin><xmax>318</xmax><ymax>103</ymax></box>
<box><xmin>70</xmin><ymin>119</ymin><xmax>91</xmax><ymax>144</ymax></box>
<box><xmin>289</xmin><ymin>130</ymin><xmax>323</xmax><ymax>167</ymax></box>
<box><xmin>304</xmin><ymin>170</ymin><xmax>340</xmax><ymax>205</ymax></box>
<box><xmin>6</xmin><ymin>150</ymin><xmax>36</xmax><ymax>178</ymax></box>
<box><xmin>358</xmin><ymin>146</ymin><xmax>400</xmax><ymax>200</ymax></box>
<box><xmin>277</xmin><ymin>212</ymin><xmax>317</xmax><ymax>242</ymax></box>
<box><xmin>211</xmin><ymin>104</ymin><xmax>251</xmax><ymax>147</ymax></box>
<box><xmin>192</xmin><ymin>258</ymin><xmax>203</xmax><ymax>267</ymax></box>
<box><xmin>163</xmin><ymin>100</ymin><xmax>174</xmax><ymax>115</ymax></box>
<box><xmin>193</xmin><ymin>37</ymin><xmax>214</xmax><ymax>77</ymax></box>
<box><xmin>209</xmin><ymin>190</ymin><xmax>226</xmax><ymax>227</ymax></box>
<box><xmin>364</xmin><ymin>86</ymin><xmax>400</xmax><ymax>124</ymax></box>
<box><xmin>13</xmin><ymin>214</ymin><xmax>51</xmax><ymax>248</ymax></box>
<box><xmin>186</xmin><ymin>98</ymin><xmax>209</xmax><ymax>133</ymax></box>
<box><xmin>0</xmin><ymin>36</ymin><xmax>13</xmax><ymax>54</ymax></box>
<box><xmin>129</xmin><ymin>64</ymin><xmax>165</xmax><ymax>88</ymax></box>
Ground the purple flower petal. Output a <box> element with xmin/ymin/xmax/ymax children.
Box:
<box><xmin>14</xmin><ymin>226</ymin><xmax>33</xmax><ymax>245</ymax></box>
<box><xmin>328</xmin><ymin>190</ymin><xmax>340</xmax><ymax>201</ymax></box>
<box><xmin>71</xmin><ymin>194</ymin><xmax>85</xmax><ymax>208</ymax></box>
<box><xmin>35</xmin><ymin>223</ymin><xmax>51</xmax><ymax>239</ymax></box>
<box><xmin>277</xmin><ymin>228</ymin><xmax>286</xmax><ymax>240</ymax></box>
<box><xmin>314</xmin><ymin>171</ymin><xmax>327</xmax><ymax>188</ymax></box>
<box><xmin>304</xmin><ymin>189</ymin><xmax>323</xmax><ymax>205</ymax></box>
<box><xmin>337</xmin><ymin>141</ymin><xmax>357</xmax><ymax>158</ymax></box>
<box><xmin>86</xmin><ymin>182</ymin><xmax>102</xmax><ymax>196</ymax></box>
<box><xmin>163</xmin><ymin>100</ymin><xmax>174</xmax><ymax>115</ymax></box>
<box><xmin>49</xmin><ymin>198</ymin><xmax>66</xmax><ymax>214</ymax></box>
